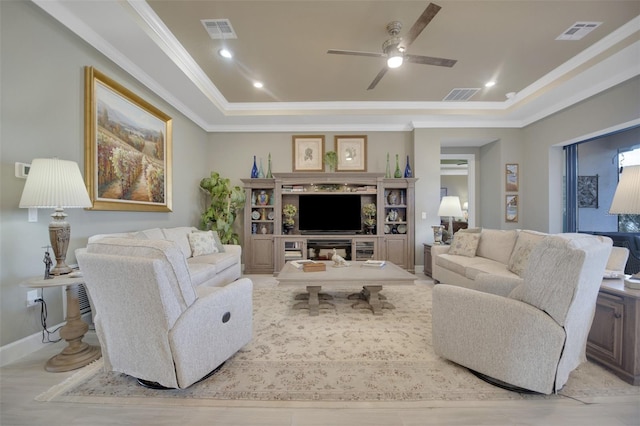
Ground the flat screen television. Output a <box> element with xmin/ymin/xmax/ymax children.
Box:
<box><xmin>298</xmin><ymin>194</ymin><xmax>362</xmax><ymax>234</ymax></box>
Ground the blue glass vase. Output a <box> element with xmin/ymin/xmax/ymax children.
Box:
<box><xmin>251</xmin><ymin>156</ymin><xmax>259</xmax><ymax>178</ymax></box>
<box><xmin>404</xmin><ymin>155</ymin><xmax>412</xmax><ymax>178</ymax></box>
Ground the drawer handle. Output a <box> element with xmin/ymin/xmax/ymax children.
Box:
<box><xmin>614</xmin><ymin>313</ymin><xmax>622</xmax><ymax>319</ymax></box>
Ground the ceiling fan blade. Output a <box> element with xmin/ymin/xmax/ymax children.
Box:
<box><xmin>402</xmin><ymin>2</ymin><xmax>441</xmax><ymax>48</ymax></box>
<box><xmin>404</xmin><ymin>54</ymin><xmax>457</xmax><ymax>67</ymax></box>
<box><xmin>327</xmin><ymin>49</ymin><xmax>385</xmax><ymax>58</ymax></box>
<box><xmin>367</xmin><ymin>68</ymin><xmax>388</xmax><ymax>90</ymax></box>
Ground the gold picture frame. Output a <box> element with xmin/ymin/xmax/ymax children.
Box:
<box><xmin>335</xmin><ymin>135</ymin><xmax>367</xmax><ymax>172</ymax></box>
<box><xmin>506</xmin><ymin>194</ymin><xmax>519</xmax><ymax>223</ymax></box>
<box><xmin>505</xmin><ymin>163</ymin><xmax>519</xmax><ymax>192</ymax></box>
<box><xmin>292</xmin><ymin>135</ymin><xmax>324</xmax><ymax>171</ymax></box>
<box><xmin>84</xmin><ymin>67</ymin><xmax>172</xmax><ymax>212</ymax></box>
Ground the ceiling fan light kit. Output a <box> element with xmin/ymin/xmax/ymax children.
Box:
<box><xmin>327</xmin><ymin>2</ymin><xmax>457</xmax><ymax>90</ymax></box>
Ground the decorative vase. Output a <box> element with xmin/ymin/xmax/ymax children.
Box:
<box><xmin>394</xmin><ymin>154</ymin><xmax>402</xmax><ymax>178</ymax></box>
<box><xmin>266</xmin><ymin>153</ymin><xmax>273</xmax><ymax>178</ymax></box>
<box><xmin>260</xmin><ymin>225</ymin><xmax>268</xmax><ymax>235</ymax></box>
<box><xmin>251</xmin><ymin>156</ymin><xmax>259</xmax><ymax>178</ymax></box>
<box><xmin>387</xmin><ymin>190</ymin><xmax>398</xmax><ymax>205</ymax></box>
<box><xmin>258</xmin><ymin>158</ymin><xmax>265</xmax><ymax>178</ymax></box>
<box><xmin>257</xmin><ymin>190</ymin><xmax>269</xmax><ymax>205</ymax></box>
<box><xmin>385</xmin><ymin>153</ymin><xmax>391</xmax><ymax>178</ymax></box>
<box><xmin>404</xmin><ymin>155</ymin><xmax>412</xmax><ymax>178</ymax></box>
<box><xmin>432</xmin><ymin>225</ymin><xmax>444</xmax><ymax>244</ymax></box>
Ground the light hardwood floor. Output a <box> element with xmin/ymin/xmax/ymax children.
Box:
<box><xmin>1</xmin><ymin>276</ymin><xmax>639</xmax><ymax>425</ymax></box>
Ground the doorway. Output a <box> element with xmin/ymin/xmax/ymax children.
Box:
<box><xmin>440</xmin><ymin>154</ymin><xmax>476</xmax><ymax>228</ymax></box>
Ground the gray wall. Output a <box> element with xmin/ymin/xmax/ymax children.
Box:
<box><xmin>522</xmin><ymin>76</ymin><xmax>640</xmax><ymax>233</ymax></box>
<box><xmin>0</xmin><ymin>1</ymin><xmax>211</xmax><ymax>346</ymax></box>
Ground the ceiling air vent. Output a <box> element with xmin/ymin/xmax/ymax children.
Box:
<box><xmin>443</xmin><ymin>88</ymin><xmax>480</xmax><ymax>102</ymax></box>
<box><xmin>201</xmin><ymin>19</ymin><xmax>237</xmax><ymax>40</ymax></box>
<box><xmin>556</xmin><ymin>22</ymin><xmax>601</xmax><ymax>40</ymax></box>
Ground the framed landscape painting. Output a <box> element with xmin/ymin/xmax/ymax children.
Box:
<box><xmin>292</xmin><ymin>135</ymin><xmax>324</xmax><ymax>171</ymax></box>
<box><xmin>335</xmin><ymin>135</ymin><xmax>367</xmax><ymax>171</ymax></box>
<box><xmin>84</xmin><ymin>67</ymin><xmax>172</xmax><ymax>211</ymax></box>
<box><xmin>505</xmin><ymin>163</ymin><xmax>519</xmax><ymax>192</ymax></box>
<box><xmin>506</xmin><ymin>194</ymin><xmax>519</xmax><ymax>223</ymax></box>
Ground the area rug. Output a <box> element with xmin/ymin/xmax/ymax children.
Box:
<box><xmin>37</xmin><ymin>283</ymin><xmax>639</xmax><ymax>407</ymax></box>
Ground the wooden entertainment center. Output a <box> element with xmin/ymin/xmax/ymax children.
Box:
<box><xmin>242</xmin><ymin>173</ymin><xmax>416</xmax><ymax>274</ymax></box>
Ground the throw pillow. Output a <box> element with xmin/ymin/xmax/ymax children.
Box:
<box><xmin>448</xmin><ymin>232</ymin><xmax>480</xmax><ymax>257</ymax></box>
<box><xmin>188</xmin><ymin>231</ymin><xmax>219</xmax><ymax>257</ymax></box>
<box><xmin>507</xmin><ymin>230</ymin><xmax>547</xmax><ymax>277</ymax></box>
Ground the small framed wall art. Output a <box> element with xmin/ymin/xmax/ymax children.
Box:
<box><xmin>505</xmin><ymin>163</ymin><xmax>519</xmax><ymax>192</ymax></box>
<box><xmin>292</xmin><ymin>135</ymin><xmax>324</xmax><ymax>171</ymax></box>
<box><xmin>335</xmin><ymin>135</ymin><xmax>367</xmax><ymax>172</ymax></box>
<box><xmin>506</xmin><ymin>194</ymin><xmax>519</xmax><ymax>223</ymax></box>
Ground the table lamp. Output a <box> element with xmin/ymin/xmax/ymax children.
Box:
<box><xmin>438</xmin><ymin>196</ymin><xmax>463</xmax><ymax>242</ymax></box>
<box><xmin>609</xmin><ymin>165</ymin><xmax>640</xmax><ymax>288</ymax></box>
<box><xmin>19</xmin><ymin>158</ymin><xmax>92</xmax><ymax>275</ymax></box>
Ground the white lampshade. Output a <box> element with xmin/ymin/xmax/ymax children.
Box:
<box><xmin>19</xmin><ymin>158</ymin><xmax>92</xmax><ymax>209</ymax></box>
<box><xmin>610</xmin><ymin>165</ymin><xmax>640</xmax><ymax>214</ymax></box>
<box><xmin>438</xmin><ymin>196</ymin><xmax>463</xmax><ymax>218</ymax></box>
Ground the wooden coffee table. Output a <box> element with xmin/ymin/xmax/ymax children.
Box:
<box><xmin>276</xmin><ymin>261</ymin><xmax>416</xmax><ymax>316</ymax></box>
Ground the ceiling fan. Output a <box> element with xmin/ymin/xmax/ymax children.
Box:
<box><xmin>327</xmin><ymin>2</ymin><xmax>457</xmax><ymax>90</ymax></box>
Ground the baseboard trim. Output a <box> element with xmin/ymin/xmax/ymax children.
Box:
<box><xmin>0</xmin><ymin>321</ymin><xmax>64</xmax><ymax>367</ymax></box>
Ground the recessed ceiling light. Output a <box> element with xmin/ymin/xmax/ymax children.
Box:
<box><xmin>485</xmin><ymin>81</ymin><xmax>496</xmax><ymax>88</ymax></box>
<box><xmin>253</xmin><ymin>81</ymin><xmax>264</xmax><ymax>89</ymax></box>
<box><xmin>218</xmin><ymin>48</ymin><xmax>232</xmax><ymax>59</ymax></box>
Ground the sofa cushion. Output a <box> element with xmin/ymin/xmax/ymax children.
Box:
<box><xmin>188</xmin><ymin>231</ymin><xmax>219</xmax><ymax>257</ymax></box>
<box><xmin>465</xmin><ymin>259</ymin><xmax>518</xmax><ymax>280</ymax></box>
<box><xmin>187</xmin><ymin>251</ymin><xmax>238</xmax><ymax>272</ymax></box>
<box><xmin>436</xmin><ymin>254</ymin><xmax>483</xmax><ymax>276</ymax></box>
<box><xmin>508</xmin><ymin>230</ymin><xmax>548</xmax><ymax>277</ymax></box>
<box><xmin>211</xmin><ymin>231</ymin><xmax>225</xmax><ymax>253</ymax></box>
<box><xmin>140</xmin><ymin>227</ymin><xmax>165</xmax><ymax>240</ymax></box>
<box><xmin>162</xmin><ymin>227</ymin><xmax>196</xmax><ymax>258</ymax></box>
<box><xmin>476</xmin><ymin>229</ymin><xmax>518</xmax><ymax>265</ymax></box>
<box><xmin>448</xmin><ymin>232</ymin><xmax>481</xmax><ymax>257</ymax></box>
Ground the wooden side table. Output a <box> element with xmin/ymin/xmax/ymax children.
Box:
<box><xmin>21</xmin><ymin>274</ymin><xmax>101</xmax><ymax>372</ymax></box>
<box><xmin>587</xmin><ymin>277</ymin><xmax>640</xmax><ymax>385</ymax></box>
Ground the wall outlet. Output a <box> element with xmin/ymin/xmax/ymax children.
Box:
<box><xmin>26</xmin><ymin>290</ymin><xmax>39</xmax><ymax>307</ymax></box>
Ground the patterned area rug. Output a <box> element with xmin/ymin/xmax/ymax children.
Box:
<box><xmin>37</xmin><ymin>282</ymin><xmax>639</xmax><ymax>407</ymax></box>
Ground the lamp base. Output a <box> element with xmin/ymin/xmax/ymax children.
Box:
<box><xmin>625</xmin><ymin>275</ymin><xmax>640</xmax><ymax>290</ymax></box>
<box><xmin>49</xmin><ymin>208</ymin><xmax>72</xmax><ymax>276</ymax></box>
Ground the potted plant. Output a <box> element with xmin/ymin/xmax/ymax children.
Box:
<box><xmin>199</xmin><ymin>171</ymin><xmax>246</xmax><ymax>244</ymax></box>
<box><xmin>362</xmin><ymin>203</ymin><xmax>376</xmax><ymax>234</ymax></box>
<box><xmin>282</xmin><ymin>204</ymin><xmax>297</xmax><ymax>234</ymax></box>
<box><xmin>324</xmin><ymin>151</ymin><xmax>337</xmax><ymax>172</ymax></box>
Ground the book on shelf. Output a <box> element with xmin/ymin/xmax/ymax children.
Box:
<box><xmin>362</xmin><ymin>260</ymin><xmax>386</xmax><ymax>268</ymax></box>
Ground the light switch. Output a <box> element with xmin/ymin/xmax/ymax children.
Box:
<box><xmin>28</xmin><ymin>208</ymin><xmax>37</xmax><ymax>222</ymax></box>
<box><xmin>421</xmin><ymin>212</ymin><xmax>427</xmax><ymax>219</ymax></box>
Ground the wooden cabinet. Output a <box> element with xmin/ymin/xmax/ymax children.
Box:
<box><xmin>242</xmin><ymin>179</ymin><xmax>276</xmax><ymax>273</ymax></box>
<box><xmin>587</xmin><ymin>279</ymin><xmax>640</xmax><ymax>385</ymax></box>
<box><xmin>242</xmin><ymin>173</ymin><xmax>416</xmax><ymax>274</ymax></box>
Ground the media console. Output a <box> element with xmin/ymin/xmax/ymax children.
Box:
<box><xmin>242</xmin><ymin>172</ymin><xmax>416</xmax><ymax>274</ymax></box>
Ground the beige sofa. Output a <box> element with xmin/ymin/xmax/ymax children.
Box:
<box><xmin>431</xmin><ymin>228</ymin><xmax>629</xmax><ymax>296</ymax></box>
<box><xmin>88</xmin><ymin>226</ymin><xmax>241</xmax><ymax>287</ymax></box>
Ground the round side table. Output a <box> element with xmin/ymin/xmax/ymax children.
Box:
<box><xmin>21</xmin><ymin>274</ymin><xmax>101</xmax><ymax>372</ymax></box>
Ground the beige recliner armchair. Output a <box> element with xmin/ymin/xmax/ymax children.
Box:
<box><xmin>76</xmin><ymin>238</ymin><xmax>253</xmax><ymax>389</ymax></box>
<box><xmin>432</xmin><ymin>233</ymin><xmax>612</xmax><ymax>394</ymax></box>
